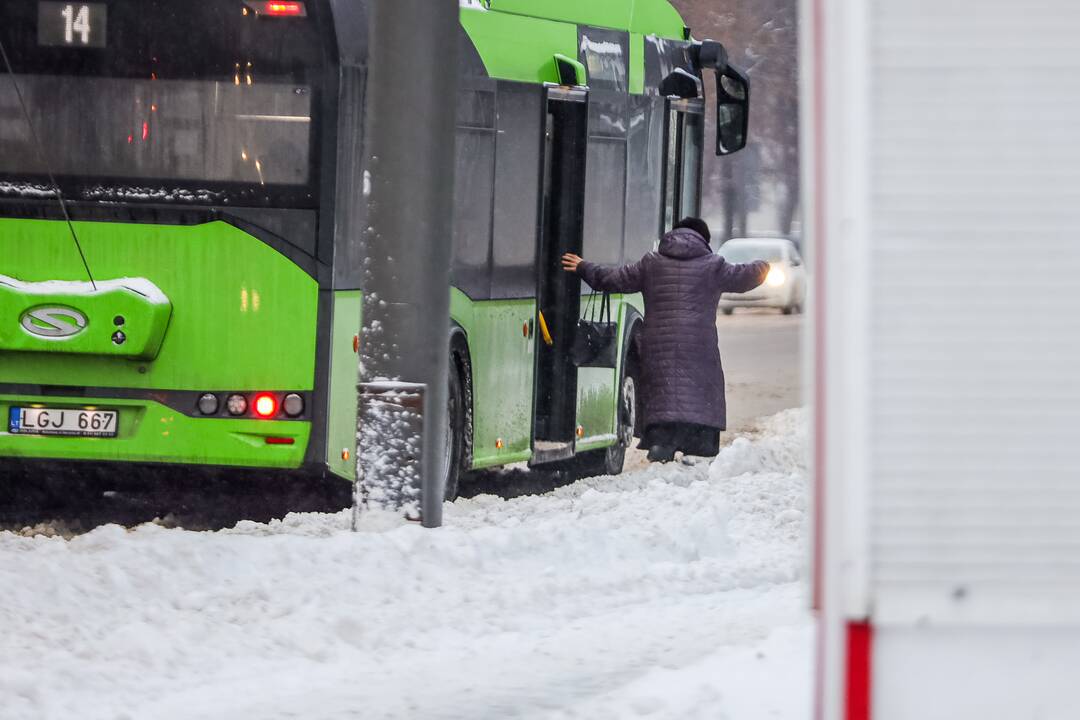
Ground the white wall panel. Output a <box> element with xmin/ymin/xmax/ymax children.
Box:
<box><xmin>868</xmin><ymin>0</ymin><xmax>1080</xmax><ymax>624</ymax></box>
<box><xmin>875</xmin><ymin>628</ymin><xmax>1080</xmax><ymax>720</ymax></box>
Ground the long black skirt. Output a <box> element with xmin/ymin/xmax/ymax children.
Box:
<box><xmin>638</xmin><ymin>422</ymin><xmax>721</xmax><ymax>458</ymax></box>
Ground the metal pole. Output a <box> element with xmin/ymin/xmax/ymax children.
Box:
<box><xmin>356</xmin><ymin>0</ymin><xmax>458</xmax><ymax>528</ymax></box>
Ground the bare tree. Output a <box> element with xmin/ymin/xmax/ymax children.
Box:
<box><xmin>672</xmin><ymin>0</ymin><xmax>800</xmax><ymax>238</ymax></box>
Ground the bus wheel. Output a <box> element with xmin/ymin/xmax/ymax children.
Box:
<box><xmin>442</xmin><ymin>356</ymin><xmax>467</xmax><ymax>501</ymax></box>
<box><xmin>602</xmin><ymin>371</ymin><xmax>637</xmax><ymax>474</ymax></box>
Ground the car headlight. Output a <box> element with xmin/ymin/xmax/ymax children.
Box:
<box><xmin>766</xmin><ymin>267</ymin><xmax>786</xmax><ymax>287</ymax></box>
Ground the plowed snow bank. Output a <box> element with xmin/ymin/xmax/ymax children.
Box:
<box><xmin>0</xmin><ymin>409</ymin><xmax>810</xmax><ymax>720</ymax></box>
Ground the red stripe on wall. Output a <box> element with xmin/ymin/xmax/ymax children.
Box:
<box><xmin>845</xmin><ymin>622</ymin><xmax>873</xmax><ymax>720</ymax></box>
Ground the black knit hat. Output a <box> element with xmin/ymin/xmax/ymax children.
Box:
<box><xmin>673</xmin><ymin>216</ymin><xmax>711</xmax><ymax>243</ymax></box>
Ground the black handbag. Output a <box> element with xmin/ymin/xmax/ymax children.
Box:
<box><xmin>571</xmin><ymin>292</ymin><xmax>618</xmax><ymax>368</ymax></box>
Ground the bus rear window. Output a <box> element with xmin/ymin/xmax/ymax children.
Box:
<box><xmin>0</xmin><ymin>0</ymin><xmax>325</xmax><ymax>206</ymax></box>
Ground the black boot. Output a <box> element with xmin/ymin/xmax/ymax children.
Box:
<box><xmin>647</xmin><ymin>445</ymin><xmax>676</xmax><ymax>463</ymax></box>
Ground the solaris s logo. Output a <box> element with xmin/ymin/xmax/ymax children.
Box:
<box><xmin>19</xmin><ymin>306</ymin><xmax>88</xmax><ymax>338</ymax></box>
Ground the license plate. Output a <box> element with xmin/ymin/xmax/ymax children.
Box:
<box><xmin>8</xmin><ymin>406</ymin><xmax>118</xmax><ymax>437</ymax></box>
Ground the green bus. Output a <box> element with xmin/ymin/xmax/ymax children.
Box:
<box><xmin>0</xmin><ymin>0</ymin><xmax>747</xmax><ymax>499</ymax></box>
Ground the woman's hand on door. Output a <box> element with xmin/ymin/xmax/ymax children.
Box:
<box><xmin>561</xmin><ymin>253</ymin><xmax>583</xmax><ymax>273</ymax></box>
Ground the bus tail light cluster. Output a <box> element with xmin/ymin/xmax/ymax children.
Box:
<box><xmin>196</xmin><ymin>392</ymin><xmax>304</xmax><ymax>418</ymax></box>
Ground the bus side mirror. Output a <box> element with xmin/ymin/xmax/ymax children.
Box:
<box><xmin>715</xmin><ymin>65</ymin><xmax>750</xmax><ymax>156</ymax></box>
<box><xmin>691</xmin><ymin>41</ymin><xmax>750</xmax><ymax>156</ymax></box>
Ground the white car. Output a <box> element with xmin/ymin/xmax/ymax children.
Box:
<box><xmin>717</xmin><ymin>238</ymin><xmax>806</xmax><ymax>315</ymax></box>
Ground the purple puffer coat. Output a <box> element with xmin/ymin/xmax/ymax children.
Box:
<box><xmin>577</xmin><ymin>228</ymin><xmax>769</xmax><ymax>430</ymax></box>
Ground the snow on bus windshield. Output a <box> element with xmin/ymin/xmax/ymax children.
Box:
<box><xmin>0</xmin><ymin>0</ymin><xmax>324</xmax><ymax>204</ymax></box>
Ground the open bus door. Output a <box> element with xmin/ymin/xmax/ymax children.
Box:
<box><xmin>531</xmin><ymin>87</ymin><xmax>588</xmax><ymax>464</ymax></box>
<box><xmin>661</xmin><ymin>97</ymin><xmax>706</xmax><ymax>233</ymax></box>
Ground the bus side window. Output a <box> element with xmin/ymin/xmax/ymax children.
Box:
<box><xmin>491</xmin><ymin>84</ymin><xmax>543</xmax><ymax>298</ymax></box>
<box><xmin>624</xmin><ymin>96</ymin><xmax>665</xmax><ymax>261</ymax></box>
<box><xmin>583</xmin><ymin>92</ymin><xmax>628</xmax><ymax>266</ymax></box>
<box><xmin>662</xmin><ymin>108</ymin><xmax>678</xmax><ymax>233</ymax></box>
<box><xmin>578</xmin><ymin>27</ymin><xmax>629</xmax><ymax>93</ymax></box>
<box><xmin>451</xmin><ymin>88</ymin><xmax>496</xmax><ymax>298</ymax></box>
<box><xmin>661</xmin><ymin>101</ymin><xmax>705</xmax><ymax>233</ymax></box>
<box><xmin>679</xmin><ymin>112</ymin><xmax>703</xmax><ymax>219</ymax></box>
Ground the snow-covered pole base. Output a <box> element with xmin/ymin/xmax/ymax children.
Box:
<box><xmin>356</xmin><ymin>0</ymin><xmax>458</xmax><ymax>529</ymax></box>
<box><xmin>353</xmin><ymin>381</ymin><xmax>426</xmax><ymax>529</ymax></box>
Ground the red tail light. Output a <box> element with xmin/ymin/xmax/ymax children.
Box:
<box><xmin>265</xmin><ymin>436</ymin><xmax>295</xmax><ymax>445</ymax></box>
<box><xmin>246</xmin><ymin>1</ymin><xmax>307</xmax><ymax>16</ymax></box>
<box><xmin>253</xmin><ymin>393</ymin><xmax>278</xmax><ymax>418</ymax></box>
<box><xmin>268</xmin><ymin>2</ymin><xmax>304</xmax><ymax>15</ymax></box>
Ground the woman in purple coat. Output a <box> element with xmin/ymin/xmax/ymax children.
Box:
<box><xmin>561</xmin><ymin>218</ymin><xmax>769</xmax><ymax>462</ymax></box>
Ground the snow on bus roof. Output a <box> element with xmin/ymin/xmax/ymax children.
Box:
<box><xmin>580</xmin><ymin>36</ymin><xmax>624</xmax><ymax>56</ymax></box>
<box><xmin>0</xmin><ymin>182</ymin><xmax>57</xmax><ymax>199</ymax></box>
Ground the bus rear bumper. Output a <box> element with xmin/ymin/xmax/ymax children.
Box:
<box><xmin>0</xmin><ymin>394</ymin><xmax>311</xmax><ymax>471</ymax></box>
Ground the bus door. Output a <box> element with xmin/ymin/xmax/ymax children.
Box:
<box><xmin>531</xmin><ymin>88</ymin><xmax>588</xmax><ymax>464</ymax></box>
<box><xmin>661</xmin><ymin>98</ymin><xmax>705</xmax><ymax>233</ymax></box>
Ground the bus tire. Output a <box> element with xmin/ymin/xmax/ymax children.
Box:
<box><xmin>603</xmin><ymin>369</ymin><xmax>638</xmax><ymax>474</ymax></box>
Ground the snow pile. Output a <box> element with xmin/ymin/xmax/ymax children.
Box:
<box><xmin>713</xmin><ymin>409</ymin><xmax>807</xmax><ymax>479</ymax></box>
<box><xmin>0</xmin><ymin>409</ymin><xmax>810</xmax><ymax>720</ymax></box>
<box><xmin>710</xmin><ymin>409</ymin><xmax>809</xmax><ymax>582</ymax></box>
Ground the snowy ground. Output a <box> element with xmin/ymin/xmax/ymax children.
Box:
<box><xmin>0</xmin><ymin>408</ymin><xmax>810</xmax><ymax>720</ymax></box>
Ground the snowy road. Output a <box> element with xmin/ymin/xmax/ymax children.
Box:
<box><xmin>0</xmin><ymin>409</ymin><xmax>810</xmax><ymax>720</ymax></box>
<box><xmin>718</xmin><ymin>310</ymin><xmax>802</xmax><ymax>435</ymax></box>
